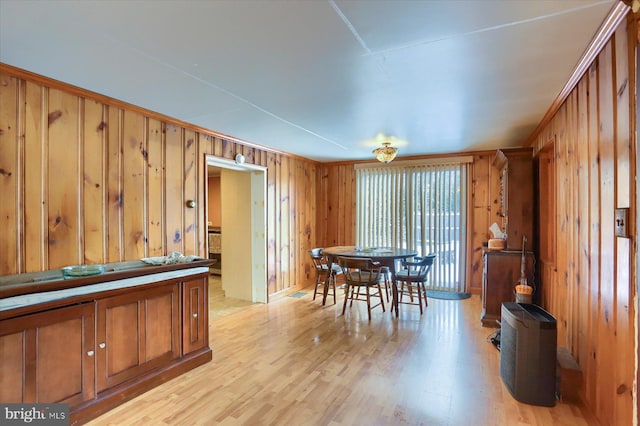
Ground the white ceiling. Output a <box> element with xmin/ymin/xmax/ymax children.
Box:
<box><xmin>0</xmin><ymin>0</ymin><xmax>615</xmax><ymax>162</ymax></box>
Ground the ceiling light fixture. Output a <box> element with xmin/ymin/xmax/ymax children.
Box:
<box><xmin>373</xmin><ymin>141</ymin><xmax>398</xmax><ymax>164</ymax></box>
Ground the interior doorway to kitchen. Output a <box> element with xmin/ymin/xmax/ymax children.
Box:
<box><xmin>206</xmin><ymin>156</ymin><xmax>267</xmax><ymax>305</ymax></box>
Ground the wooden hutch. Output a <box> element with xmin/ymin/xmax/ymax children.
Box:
<box><xmin>481</xmin><ymin>148</ymin><xmax>536</xmax><ymax>327</ymax></box>
<box><xmin>0</xmin><ymin>260</ymin><xmax>213</xmax><ymax>424</ymax></box>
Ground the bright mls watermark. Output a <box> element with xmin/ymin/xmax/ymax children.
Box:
<box><xmin>1</xmin><ymin>404</ymin><xmax>68</xmax><ymax>425</ymax></box>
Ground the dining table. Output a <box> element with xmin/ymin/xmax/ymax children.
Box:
<box><xmin>321</xmin><ymin>245</ymin><xmax>418</xmax><ymax>314</ymax></box>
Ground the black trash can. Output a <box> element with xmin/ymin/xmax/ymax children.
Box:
<box><xmin>500</xmin><ymin>302</ymin><xmax>557</xmax><ymax>406</ymax></box>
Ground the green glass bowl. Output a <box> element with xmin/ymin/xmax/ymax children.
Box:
<box><xmin>61</xmin><ymin>264</ymin><xmax>105</xmax><ymax>279</ymax></box>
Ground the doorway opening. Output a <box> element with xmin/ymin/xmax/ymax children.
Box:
<box><xmin>205</xmin><ymin>156</ymin><xmax>267</xmax><ymax>314</ymax></box>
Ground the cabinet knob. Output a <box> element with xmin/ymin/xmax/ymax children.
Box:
<box><xmin>99</xmin><ymin>342</ymin><xmax>106</xmax><ymax>349</ymax></box>
<box><xmin>87</xmin><ymin>350</ymin><xmax>94</xmax><ymax>357</ymax></box>
<box><xmin>192</xmin><ymin>312</ymin><xmax>198</xmax><ymax>318</ymax></box>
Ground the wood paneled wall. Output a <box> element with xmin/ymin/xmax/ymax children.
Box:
<box><xmin>315</xmin><ymin>164</ymin><xmax>356</xmax><ymax>248</ymax></box>
<box><xmin>0</xmin><ymin>64</ymin><xmax>317</xmax><ymax>297</ymax></box>
<box><xmin>469</xmin><ymin>153</ymin><xmax>506</xmax><ymax>293</ymax></box>
<box><xmin>531</xmin><ymin>19</ymin><xmax>635</xmax><ymax>426</ymax></box>
<box><xmin>316</xmin><ymin>156</ymin><xmax>502</xmax><ymax>295</ymax></box>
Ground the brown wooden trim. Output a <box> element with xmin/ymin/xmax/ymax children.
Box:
<box><xmin>635</xmin><ymin>37</ymin><xmax>640</xmax><ymax>426</ymax></box>
<box><xmin>0</xmin><ymin>62</ymin><xmax>314</xmax><ymax>162</ymax></box>
<box><xmin>526</xmin><ymin>1</ymin><xmax>630</xmax><ymax>147</ymax></box>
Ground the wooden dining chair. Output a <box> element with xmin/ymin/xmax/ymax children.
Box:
<box><xmin>379</xmin><ymin>265</ymin><xmax>392</xmax><ymax>302</ymax></box>
<box><xmin>338</xmin><ymin>256</ymin><xmax>386</xmax><ymax>320</ymax></box>
<box><xmin>308</xmin><ymin>248</ymin><xmax>342</xmax><ymax>304</ymax></box>
<box><xmin>393</xmin><ymin>253</ymin><xmax>437</xmax><ymax>316</ymax></box>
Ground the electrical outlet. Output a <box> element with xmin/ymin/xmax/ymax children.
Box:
<box><xmin>615</xmin><ymin>208</ymin><xmax>629</xmax><ymax>238</ymax></box>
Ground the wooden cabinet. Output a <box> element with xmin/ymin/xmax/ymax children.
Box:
<box><xmin>182</xmin><ymin>277</ymin><xmax>208</xmax><ymax>354</ymax></box>
<box><xmin>481</xmin><ymin>148</ymin><xmax>536</xmax><ymax>327</ymax></box>
<box><xmin>481</xmin><ymin>250</ymin><xmax>535</xmax><ymax>327</ymax></box>
<box><xmin>96</xmin><ymin>283</ymin><xmax>181</xmax><ymax>392</ymax></box>
<box><xmin>0</xmin><ymin>260</ymin><xmax>213</xmax><ymax>425</ymax></box>
<box><xmin>493</xmin><ymin>149</ymin><xmax>534</xmax><ymax>250</ymax></box>
<box><xmin>0</xmin><ymin>303</ymin><xmax>95</xmax><ymax>406</ymax></box>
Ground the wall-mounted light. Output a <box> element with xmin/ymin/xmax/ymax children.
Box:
<box><xmin>235</xmin><ymin>153</ymin><xmax>245</xmax><ymax>165</ymax></box>
<box><xmin>186</xmin><ymin>200</ymin><xmax>197</xmax><ymax>208</ymax></box>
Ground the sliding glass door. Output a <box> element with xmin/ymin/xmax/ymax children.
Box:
<box><xmin>356</xmin><ymin>160</ymin><xmax>468</xmax><ymax>292</ymax></box>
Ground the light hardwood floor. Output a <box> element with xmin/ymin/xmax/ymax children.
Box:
<box><xmin>87</xmin><ymin>279</ymin><xmax>596</xmax><ymax>426</ymax></box>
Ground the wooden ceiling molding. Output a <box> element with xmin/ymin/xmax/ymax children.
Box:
<box><xmin>526</xmin><ymin>1</ymin><xmax>630</xmax><ymax>147</ymax></box>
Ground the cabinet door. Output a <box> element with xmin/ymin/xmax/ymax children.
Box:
<box><xmin>96</xmin><ymin>283</ymin><xmax>180</xmax><ymax>392</ymax></box>
<box><xmin>182</xmin><ymin>277</ymin><xmax>208</xmax><ymax>354</ymax></box>
<box><xmin>0</xmin><ymin>303</ymin><xmax>95</xmax><ymax>406</ymax></box>
<box><xmin>481</xmin><ymin>252</ymin><xmax>535</xmax><ymax>326</ymax></box>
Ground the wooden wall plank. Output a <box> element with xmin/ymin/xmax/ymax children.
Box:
<box><xmin>349</xmin><ymin>166</ymin><xmax>356</xmax><ymax>244</ymax></box>
<box><xmin>326</xmin><ymin>164</ymin><xmax>339</xmax><ymax>247</ymax></box>
<box><xmin>576</xmin><ymin>77</ymin><xmax>590</xmax><ymax>370</ymax></box>
<box><xmin>23</xmin><ymin>81</ymin><xmax>46</xmax><ymax>272</ymax></box>
<box><xmin>196</xmin><ymin>135</ymin><xmax>208</xmax><ymax>255</ymax></box>
<box><xmin>345</xmin><ymin>165</ymin><xmax>356</xmax><ymax>244</ymax></box>
<box><xmin>317</xmin><ymin>165</ymin><xmax>329</xmax><ymax>247</ymax></box>
<box><xmin>616</xmin><ymin>24</ymin><xmax>631</xmax><ymax>209</ymax></box>
<box><xmin>615</xmin><ymin>236</ymin><xmax>633</xmax><ymax>419</ymax></box>
<box><xmin>556</xmin><ymin>103</ymin><xmax>569</xmax><ymax>342</ymax></box>
<box><xmin>337</xmin><ymin>165</ymin><xmax>347</xmax><ymax>244</ymax></box>
<box><xmin>586</xmin><ymin>60</ymin><xmax>601</xmax><ymax>413</ymax></box>
<box><xmin>267</xmin><ymin>152</ymin><xmax>277</xmax><ymax>295</ymax></box>
<box><xmin>165</xmin><ymin>124</ymin><xmax>183</xmax><ymax>254</ymax></box>
<box><xmin>614</xmin><ymin>22</ymin><xmax>634</xmax><ymax>421</ymax></box>
<box><xmin>0</xmin><ymin>73</ymin><xmax>19</xmax><ymax>273</ymax></box>
<box><xmin>213</xmin><ymin>137</ymin><xmax>223</xmax><ymax>158</ymax></box>
<box><xmin>221</xmin><ymin>139</ymin><xmax>233</xmax><ymax>160</ymax></box>
<box><xmin>47</xmin><ymin>88</ymin><xmax>80</xmax><ymax>268</ymax></box>
<box><xmin>279</xmin><ymin>156</ymin><xmax>291</xmax><ymax>293</ymax></box>
<box><xmin>121</xmin><ymin>110</ymin><xmax>146</xmax><ymax>260</ymax></box>
<box><xmin>292</xmin><ymin>159</ymin><xmax>299</xmax><ymax>288</ymax></box>
<box><xmin>303</xmin><ymin>161</ymin><xmax>314</xmax><ymax>282</ymax></box>
<box><xmin>470</xmin><ymin>155</ymin><xmax>490</xmax><ymax>293</ymax></box>
<box><xmin>597</xmin><ymin>41</ymin><xmax>616</xmax><ymax>425</ymax></box>
<box><xmin>147</xmin><ymin>118</ymin><xmax>164</xmax><ymax>257</ymax></box>
<box><xmin>567</xmin><ymin>90</ymin><xmax>578</xmax><ymax>356</ymax></box>
<box><xmin>183</xmin><ymin>130</ymin><xmax>197</xmax><ymax>256</ymax></box>
<box><xmin>489</xmin><ymin>154</ymin><xmax>502</xmax><ymax>229</ymax></box>
<box><xmin>82</xmin><ymin>99</ymin><xmax>106</xmax><ymax>264</ymax></box>
<box><xmin>106</xmin><ymin>106</ymin><xmax>123</xmax><ymax>262</ymax></box>
<box><xmin>298</xmin><ymin>160</ymin><xmax>307</xmax><ymax>286</ymax></box>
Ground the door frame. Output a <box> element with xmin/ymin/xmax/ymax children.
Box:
<box><xmin>205</xmin><ymin>155</ymin><xmax>268</xmax><ymax>303</ymax></box>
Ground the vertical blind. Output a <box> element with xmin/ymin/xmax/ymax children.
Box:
<box><xmin>355</xmin><ymin>160</ymin><xmax>468</xmax><ymax>292</ymax></box>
